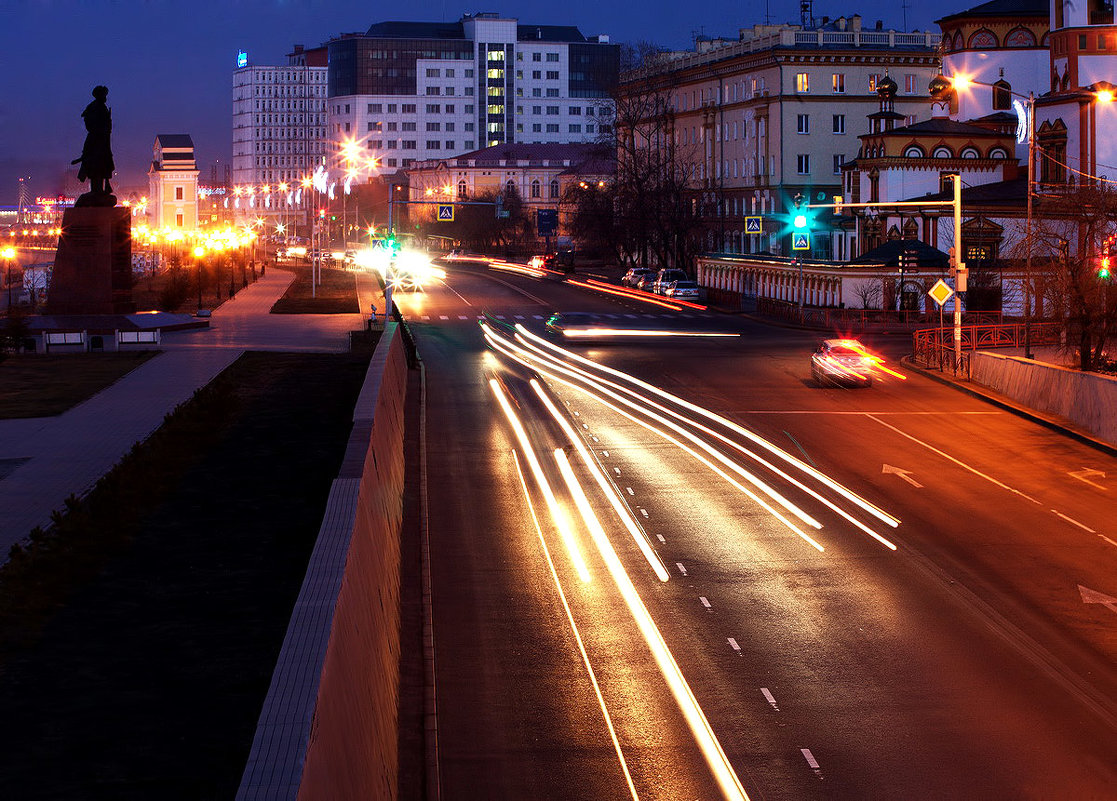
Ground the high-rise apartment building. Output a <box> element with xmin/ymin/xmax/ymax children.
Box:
<box><xmin>325</xmin><ymin>13</ymin><xmax>619</xmax><ymax>171</ymax></box>
<box><xmin>232</xmin><ymin>45</ymin><xmax>328</xmax><ymax>228</ymax></box>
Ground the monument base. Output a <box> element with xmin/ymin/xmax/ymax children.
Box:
<box><xmin>47</xmin><ymin>206</ymin><xmax>134</xmax><ymax>315</ymax></box>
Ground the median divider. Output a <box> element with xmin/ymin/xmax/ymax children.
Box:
<box><xmin>236</xmin><ymin>322</ymin><xmax>409</xmax><ymax>801</ymax></box>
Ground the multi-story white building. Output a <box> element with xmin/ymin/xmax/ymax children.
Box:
<box><xmin>325</xmin><ymin>13</ymin><xmax>618</xmax><ymax>172</ymax></box>
<box><xmin>619</xmin><ymin>15</ymin><xmax>941</xmax><ymax>258</ymax></box>
<box><xmin>231</xmin><ymin>45</ymin><xmax>328</xmax><ymax>229</ymax></box>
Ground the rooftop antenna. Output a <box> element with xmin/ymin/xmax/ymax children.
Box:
<box><xmin>800</xmin><ymin>0</ymin><xmax>813</xmax><ymax>28</ymax></box>
<box><xmin>901</xmin><ymin>0</ymin><xmax>911</xmax><ymax>30</ymax></box>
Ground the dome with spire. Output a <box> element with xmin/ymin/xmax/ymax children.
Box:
<box><xmin>876</xmin><ymin>74</ymin><xmax>898</xmax><ymax>100</ymax></box>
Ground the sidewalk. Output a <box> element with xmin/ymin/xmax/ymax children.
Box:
<box><xmin>0</xmin><ymin>269</ymin><xmax>372</xmax><ymax>562</ymax></box>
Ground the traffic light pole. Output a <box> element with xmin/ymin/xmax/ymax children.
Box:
<box><xmin>808</xmin><ymin>174</ymin><xmax>966</xmax><ymax>371</ymax></box>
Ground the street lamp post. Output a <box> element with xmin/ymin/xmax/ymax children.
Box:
<box><xmin>3</xmin><ymin>246</ymin><xmax>15</xmax><ymax>311</ymax></box>
<box><xmin>1024</xmin><ymin>90</ymin><xmax>1035</xmax><ymax>360</ymax></box>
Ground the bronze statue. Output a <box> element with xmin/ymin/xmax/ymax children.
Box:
<box><xmin>73</xmin><ymin>85</ymin><xmax>116</xmax><ymax>206</ymax></box>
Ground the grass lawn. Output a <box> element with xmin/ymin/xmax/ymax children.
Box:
<box><xmin>270</xmin><ymin>262</ymin><xmax>361</xmax><ymax>314</ymax></box>
<box><xmin>0</xmin><ymin>350</ymin><xmax>371</xmax><ymax>800</ymax></box>
<box><xmin>0</xmin><ymin>352</ymin><xmax>159</xmax><ymax>419</ymax></box>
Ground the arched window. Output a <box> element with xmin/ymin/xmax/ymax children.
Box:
<box><xmin>903</xmin><ymin>145</ymin><xmax>925</xmax><ymax>158</ymax></box>
<box><xmin>992</xmin><ymin>79</ymin><xmax>1012</xmax><ymax>110</ymax></box>
<box><xmin>952</xmin><ymin>31</ymin><xmax>964</xmax><ymax>51</ymax></box>
<box><xmin>457</xmin><ymin>180</ymin><xmax>468</xmax><ymax>198</ymax></box>
<box><xmin>960</xmin><ymin>146</ymin><xmax>980</xmax><ymax>158</ymax></box>
<box><xmin>549</xmin><ymin>179</ymin><xmax>559</xmax><ymax>198</ymax></box>
<box><xmin>530</xmin><ymin>179</ymin><xmax>541</xmax><ymax>198</ymax></box>
<box><xmin>1005</xmin><ymin>27</ymin><xmax>1037</xmax><ymax>47</ymax></box>
<box><xmin>989</xmin><ymin>147</ymin><xmax>1009</xmax><ymax>159</ymax></box>
<box><xmin>942</xmin><ymin>33</ymin><xmax>954</xmax><ymax>52</ymax></box>
<box><xmin>505</xmin><ymin>179</ymin><xmax>516</xmax><ymax>195</ymax></box>
<box><xmin>968</xmin><ymin>29</ymin><xmax>998</xmax><ymax>49</ymax></box>
<box><xmin>933</xmin><ymin>146</ymin><xmax>953</xmax><ymax>158</ymax></box>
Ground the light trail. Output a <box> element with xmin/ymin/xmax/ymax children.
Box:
<box><xmin>583</xmin><ymin>277</ymin><xmax>708</xmax><ymax>311</ymax></box>
<box><xmin>516</xmin><ymin>324</ymin><xmax>901</xmax><ymax>530</ymax></box>
<box><xmin>529</xmin><ymin>378</ymin><xmax>671</xmax><ymax>582</ymax></box>
<box><xmin>510</xmin><ymin>450</ymin><xmax>641</xmax><ymax>801</ymax></box>
<box><xmin>482</xmin><ymin>325</ymin><xmax>826</xmax><ymax>551</ymax></box>
<box><xmin>489</xmin><ymin>377</ymin><xmax>592</xmax><ymax>582</ymax></box>
<box><xmin>554</xmin><ymin>448</ymin><xmax>752</xmax><ymax>801</ymax></box>
<box><xmin>509</xmin><ymin>328</ymin><xmax>896</xmax><ymax>548</ymax></box>
<box><xmin>561</xmin><ymin>328</ymin><xmax>739</xmax><ymax>339</ymax></box>
<box><xmin>565</xmin><ymin>278</ymin><xmax>683</xmax><ymax>310</ymax></box>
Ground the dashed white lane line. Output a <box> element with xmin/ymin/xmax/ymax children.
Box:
<box><xmin>801</xmin><ymin>748</ymin><xmax>821</xmax><ymax>772</ymax></box>
<box><xmin>1100</xmin><ymin>534</ymin><xmax>1117</xmax><ymax>549</ymax></box>
<box><xmin>699</xmin><ymin>596</ymin><xmax>711</xmax><ymax>609</ymax></box>
<box><xmin>625</xmin><ymin>487</ymin><xmax>635</xmax><ymax>495</ymax></box>
<box><xmin>1052</xmin><ymin>510</ymin><xmax>1096</xmax><ymax>533</ymax></box>
<box><xmin>439</xmin><ymin>315</ymin><xmax>449</xmax><ymax>320</ymax></box>
<box><xmin>676</xmin><ymin>562</ymin><xmax>687</xmax><ymax>576</ymax></box>
<box><xmin>601</xmin><ymin>450</ymin><xmax>609</xmax><ymax>457</ymax></box>
<box><xmin>639</xmin><ymin>508</ymin><xmax>649</xmax><ymax>518</ymax></box>
<box><xmin>457</xmin><ymin>315</ymin><xmax>468</xmax><ymax>320</ymax></box>
<box><xmin>533</xmin><ymin>314</ymin><xmax>544</xmax><ymax>319</ymax></box>
<box><xmin>727</xmin><ymin>638</ymin><xmax>741</xmax><ymax>654</ymax></box>
<box><xmin>613</xmin><ymin>467</ymin><xmax>621</xmax><ymax>476</ymax></box>
<box><xmin>591</xmin><ymin>436</ymin><xmax>599</xmax><ymax>442</ymax></box>
<box><xmin>582</xmin><ymin>423</ymin><xmax>589</xmax><ymax>429</ymax></box>
<box><xmin>421</xmin><ymin>315</ymin><xmax>430</xmax><ymax>320</ymax></box>
<box><xmin>761</xmin><ymin>688</ymin><xmax>780</xmax><ymax>711</ymax></box>
<box><xmin>656</xmin><ymin>534</ymin><xmax>665</xmax><ymax>543</ymax></box>
<box><xmin>495</xmin><ymin>315</ymin><xmax>506</xmax><ymax>320</ymax></box>
<box><xmin>573</xmin><ymin>411</ymin><xmax>580</xmax><ymax>417</ymax></box>
<box><xmin>514</xmin><ymin>315</ymin><xmax>525</xmax><ymax>319</ymax></box>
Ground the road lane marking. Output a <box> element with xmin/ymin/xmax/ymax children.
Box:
<box><xmin>496</xmin><ymin>315</ymin><xmax>506</xmax><ymax>320</ymax></box>
<box><xmin>613</xmin><ymin>467</ymin><xmax>621</xmax><ymax>475</ymax></box>
<box><xmin>573</xmin><ymin>411</ymin><xmax>580</xmax><ymax>416</ymax></box>
<box><xmin>515</xmin><ymin>315</ymin><xmax>525</xmax><ymax>320</ymax></box>
<box><xmin>1069</xmin><ymin>468</ymin><xmax>1108</xmax><ymax>490</ymax></box>
<box><xmin>656</xmin><ymin>534</ymin><xmax>666</xmax><ymax>543</ymax></box>
<box><xmin>1099</xmin><ymin>535</ymin><xmax>1117</xmax><ymax>549</ymax></box>
<box><xmin>626</xmin><ymin>487</ymin><xmax>635</xmax><ymax>495</ymax></box>
<box><xmin>533</xmin><ymin>315</ymin><xmax>543</xmax><ymax>319</ymax></box>
<box><xmin>801</xmin><ymin>749</ymin><xmax>821</xmax><ymax>770</ymax></box>
<box><xmin>727</xmin><ymin>638</ymin><xmax>741</xmax><ymax>654</ymax></box>
<box><xmin>458</xmin><ymin>315</ymin><xmax>469</xmax><ymax>320</ymax></box>
<box><xmin>1052</xmin><ymin>510</ymin><xmax>1096</xmax><ymax>533</ymax></box>
<box><xmin>676</xmin><ymin>562</ymin><xmax>687</xmax><ymax>576</ymax></box>
<box><xmin>865</xmin><ymin>414</ymin><xmax>1040</xmax><ymax>504</ymax></box>
<box><xmin>602</xmin><ymin>450</ymin><xmax>609</xmax><ymax>457</ymax></box>
<box><xmin>700</xmin><ymin>596</ymin><xmax>711</xmax><ymax>608</ymax></box>
<box><xmin>421</xmin><ymin>315</ymin><xmax>430</xmax><ymax>320</ymax></box>
<box><xmin>761</xmin><ymin>688</ymin><xmax>779</xmax><ymax>710</ymax></box>
<box><xmin>591</xmin><ymin>436</ymin><xmax>599</xmax><ymax>442</ymax></box>
<box><xmin>509</xmin><ymin>450</ymin><xmax>641</xmax><ymax>801</ymax></box>
<box><xmin>439</xmin><ymin>315</ymin><xmax>449</xmax><ymax>320</ymax></box>
<box><xmin>582</xmin><ymin>423</ymin><xmax>590</xmax><ymax>429</ymax></box>
<box><xmin>639</xmin><ymin>508</ymin><xmax>649</xmax><ymax>518</ymax></box>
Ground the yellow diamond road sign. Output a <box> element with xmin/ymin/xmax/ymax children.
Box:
<box><xmin>928</xmin><ymin>279</ymin><xmax>954</xmax><ymax>307</ymax></box>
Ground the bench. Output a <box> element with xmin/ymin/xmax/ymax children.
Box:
<box><xmin>44</xmin><ymin>331</ymin><xmax>86</xmax><ymax>352</ymax></box>
<box><xmin>117</xmin><ymin>329</ymin><xmax>161</xmax><ymax>346</ymax></box>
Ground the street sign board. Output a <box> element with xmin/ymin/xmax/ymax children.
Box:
<box><xmin>537</xmin><ymin>208</ymin><xmax>558</xmax><ymax>237</ymax></box>
<box><xmin>745</xmin><ymin>216</ymin><xmax>762</xmax><ymax>233</ymax></box>
<box><xmin>928</xmin><ymin>279</ymin><xmax>954</xmax><ymax>307</ymax></box>
<box><xmin>791</xmin><ymin>232</ymin><xmax>810</xmax><ymax>251</ymax></box>
<box><xmin>437</xmin><ymin>204</ymin><xmax>454</xmax><ymax>221</ymax></box>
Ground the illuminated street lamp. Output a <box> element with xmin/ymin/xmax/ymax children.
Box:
<box><xmin>3</xmin><ymin>246</ymin><xmax>16</xmax><ymax>310</ymax></box>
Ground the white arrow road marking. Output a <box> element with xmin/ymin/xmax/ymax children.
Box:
<box><xmin>882</xmin><ymin>464</ymin><xmax>923</xmax><ymax>488</ymax></box>
<box><xmin>761</xmin><ymin>688</ymin><xmax>780</xmax><ymax>711</ymax></box>
<box><xmin>1079</xmin><ymin>584</ymin><xmax>1117</xmax><ymax>614</ymax></box>
<box><xmin>1069</xmin><ymin>468</ymin><xmax>1108</xmax><ymax>490</ymax></box>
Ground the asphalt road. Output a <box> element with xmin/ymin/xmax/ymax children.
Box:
<box><xmin>402</xmin><ymin>261</ymin><xmax>1117</xmax><ymax>800</ymax></box>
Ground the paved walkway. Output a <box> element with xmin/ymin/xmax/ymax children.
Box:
<box><xmin>0</xmin><ymin>269</ymin><xmax>382</xmax><ymax>561</ymax></box>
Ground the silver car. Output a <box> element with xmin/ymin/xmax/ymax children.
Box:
<box><xmin>811</xmin><ymin>339</ymin><xmax>875</xmax><ymax>387</ymax></box>
<box><xmin>665</xmin><ymin>280</ymin><xmax>700</xmax><ymax>300</ymax></box>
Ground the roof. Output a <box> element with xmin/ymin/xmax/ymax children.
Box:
<box><xmin>851</xmin><ymin>238</ymin><xmax>949</xmax><ymax>266</ymax></box>
<box><xmin>912</xmin><ymin>176</ymin><xmax>1028</xmax><ymax>206</ymax></box>
<box><xmin>362</xmin><ymin>19</ymin><xmax>590</xmax><ymax>43</ymax></box>
<box><xmin>876</xmin><ymin>118</ymin><xmax>1007</xmax><ymax>137</ymax></box>
<box><xmin>444</xmin><ymin>142</ymin><xmax>608</xmax><ymax>164</ymax></box>
<box><xmin>936</xmin><ymin>0</ymin><xmax>1047</xmax><ymax>25</ymax></box>
<box><xmin>155</xmin><ymin>134</ymin><xmax>194</xmax><ymax>149</ymax></box>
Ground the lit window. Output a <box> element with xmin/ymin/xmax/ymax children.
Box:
<box><xmin>796</xmin><ymin>73</ymin><xmax>809</xmax><ymax>92</ymax></box>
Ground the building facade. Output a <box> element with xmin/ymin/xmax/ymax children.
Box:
<box><xmin>325</xmin><ymin>14</ymin><xmax>618</xmax><ymax>172</ymax></box>
<box><xmin>231</xmin><ymin>45</ymin><xmax>329</xmax><ymax>229</ymax></box>
<box><xmin>147</xmin><ymin>134</ymin><xmax>199</xmax><ymax>230</ymax></box>
<box><xmin>618</xmin><ymin>16</ymin><xmax>941</xmax><ymax>259</ymax></box>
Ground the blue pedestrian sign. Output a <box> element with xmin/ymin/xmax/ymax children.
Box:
<box><xmin>745</xmin><ymin>216</ymin><xmax>762</xmax><ymax>233</ymax></box>
<box><xmin>437</xmin><ymin>204</ymin><xmax>454</xmax><ymax>221</ymax></box>
<box><xmin>791</xmin><ymin>232</ymin><xmax>810</xmax><ymax>251</ymax></box>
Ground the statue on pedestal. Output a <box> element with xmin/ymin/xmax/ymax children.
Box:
<box><xmin>72</xmin><ymin>85</ymin><xmax>116</xmax><ymax>207</ymax></box>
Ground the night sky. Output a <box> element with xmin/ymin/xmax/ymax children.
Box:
<box><xmin>1</xmin><ymin>0</ymin><xmax>949</xmax><ymax>205</ymax></box>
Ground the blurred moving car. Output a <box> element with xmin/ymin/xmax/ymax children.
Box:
<box><xmin>665</xmin><ymin>280</ymin><xmax>700</xmax><ymax>300</ymax></box>
<box><xmin>811</xmin><ymin>339</ymin><xmax>875</xmax><ymax>387</ymax></box>
<box><xmin>621</xmin><ymin>267</ymin><xmax>655</xmax><ymax>288</ymax></box>
<box><xmin>545</xmin><ymin>311</ymin><xmax>600</xmax><ymax>336</ymax></box>
<box><xmin>651</xmin><ymin>268</ymin><xmax>688</xmax><ymax>294</ymax></box>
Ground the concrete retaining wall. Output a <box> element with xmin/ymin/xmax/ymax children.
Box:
<box><xmin>971</xmin><ymin>350</ymin><xmax>1117</xmax><ymax>447</ymax></box>
<box><xmin>236</xmin><ymin>322</ymin><xmax>408</xmax><ymax>801</ymax></box>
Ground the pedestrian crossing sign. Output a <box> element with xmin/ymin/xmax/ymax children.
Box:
<box><xmin>438</xmin><ymin>204</ymin><xmax>454</xmax><ymax>221</ymax></box>
<box><xmin>745</xmin><ymin>216</ymin><xmax>762</xmax><ymax>233</ymax></box>
<box><xmin>791</xmin><ymin>232</ymin><xmax>810</xmax><ymax>251</ymax></box>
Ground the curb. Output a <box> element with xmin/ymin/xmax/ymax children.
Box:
<box><xmin>901</xmin><ymin>356</ymin><xmax>1117</xmax><ymax>458</ymax></box>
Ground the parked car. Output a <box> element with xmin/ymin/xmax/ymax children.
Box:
<box><xmin>621</xmin><ymin>267</ymin><xmax>655</xmax><ymax>288</ymax></box>
<box><xmin>665</xmin><ymin>280</ymin><xmax>701</xmax><ymax>300</ymax></box>
<box><xmin>651</xmin><ymin>268</ymin><xmax>688</xmax><ymax>295</ymax></box>
<box><xmin>811</xmin><ymin>339</ymin><xmax>875</xmax><ymax>387</ymax></box>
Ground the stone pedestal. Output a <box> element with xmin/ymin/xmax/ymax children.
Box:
<box><xmin>47</xmin><ymin>206</ymin><xmax>134</xmax><ymax>315</ymax></box>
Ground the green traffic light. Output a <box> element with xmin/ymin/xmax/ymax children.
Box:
<box><xmin>793</xmin><ymin>213</ymin><xmax>808</xmax><ymax>229</ymax></box>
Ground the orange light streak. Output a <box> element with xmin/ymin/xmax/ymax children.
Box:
<box><xmin>584</xmin><ymin>277</ymin><xmax>708</xmax><ymax>310</ymax></box>
<box><xmin>565</xmin><ymin>278</ymin><xmax>683</xmax><ymax>310</ymax></box>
